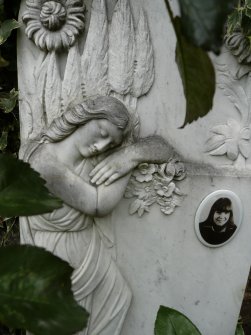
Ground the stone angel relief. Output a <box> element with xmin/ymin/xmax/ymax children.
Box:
<box><xmin>19</xmin><ymin>0</ymin><xmax>187</xmax><ymax>333</ymax></box>
<box><xmin>20</xmin><ymin>96</ymin><xmax>178</xmax><ymax>334</ymax></box>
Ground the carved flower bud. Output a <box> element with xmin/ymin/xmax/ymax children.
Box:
<box><xmin>40</xmin><ymin>1</ymin><xmax>67</xmax><ymax>31</ymax></box>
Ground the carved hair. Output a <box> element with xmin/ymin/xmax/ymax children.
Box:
<box><xmin>42</xmin><ymin>96</ymin><xmax>131</xmax><ymax>143</ymax></box>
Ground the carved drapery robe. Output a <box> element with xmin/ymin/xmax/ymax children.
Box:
<box><xmin>20</xmin><ymin>152</ymin><xmax>132</xmax><ymax>335</ymax></box>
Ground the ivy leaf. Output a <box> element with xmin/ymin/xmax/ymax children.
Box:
<box><xmin>0</xmin><ymin>129</ymin><xmax>8</xmax><ymax>152</ymax></box>
<box><xmin>0</xmin><ymin>19</ymin><xmax>20</xmax><ymax>45</ymax></box>
<box><xmin>174</xmin><ymin>17</ymin><xmax>215</xmax><ymax>126</ymax></box>
<box><xmin>0</xmin><ymin>245</ymin><xmax>88</xmax><ymax>334</ymax></box>
<box><xmin>227</xmin><ymin>7</ymin><xmax>243</xmax><ymax>34</ymax></box>
<box><xmin>0</xmin><ymin>154</ymin><xmax>62</xmax><ymax>217</ymax></box>
<box><xmin>154</xmin><ymin>305</ymin><xmax>202</xmax><ymax>335</ymax></box>
<box><xmin>178</xmin><ymin>0</ymin><xmax>238</xmax><ymax>53</ymax></box>
<box><xmin>0</xmin><ymin>89</ymin><xmax>18</xmax><ymax>113</ymax></box>
<box><xmin>0</xmin><ymin>54</ymin><xmax>9</xmax><ymax>68</ymax></box>
<box><xmin>235</xmin><ymin>323</ymin><xmax>245</xmax><ymax>335</ymax></box>
<box><xmin>0</xmin><ymin>1</ymin><xmax>4</xmax><ymax>22</ymax></box>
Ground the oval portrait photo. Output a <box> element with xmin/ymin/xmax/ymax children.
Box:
<box><xmin>195</xmin><ymin>190</ymin><xmax>243</xmax><ymax>248</ymax></box>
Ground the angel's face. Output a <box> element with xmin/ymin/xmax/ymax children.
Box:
<box><xmin>76</xmin><ymin>119</ymin><xmax>124</xmax><ymax>157</ymax></box>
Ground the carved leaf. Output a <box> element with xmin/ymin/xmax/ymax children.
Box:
<box><xmin>30</xmin><ymin>53</ymin><xmax>50</xmax><ymax>136</ymax></box>
<box><xmin>62</xmin><ymin>45</ymin><xmax>82</xmax><ymax>113</ymax></box>
<box><xmin>81</xmin><ymin>0</ymin><xmax>109</xmax><ymax>97</ymax></box>
<box><xmin>210</xmin><ymin>124</ymin><xmax>231</xmax><ymax>136</ymax></box>
<box><xmin>129</xmin><ymin>199</ymin><xmax>141</xmax><ymax>215</ymax></box>
<box><xmin>217</xmin><ymin>64</ymin><xmax>249</xmax><ymax>123</ymax></box>
<box><xmin>226</xmin><ymin>139</ymin><xmax>239</xmax><ymax>160</ymax></box>
<box><xmin>19</xmin><ymin>100</ymin><xmax>33</xmax><ymax>142</ymax></box>
<box><xmin>35</xmin><ymin>53</ymin><xmax>49</xmax><ymax>104</ymax></box>
<box><xmin>240</xmin><ymin>127</ymin><xmax>251</xmax><ymax>140</ymax></box>
<box><xmin>209</xmin><ymin>144</ymin><xmax>227</xmax><ymax>156</ymax></box>
<box><xmin>173</xmin><ymin>194</ymin><xmax>184</xmax><ymax>207</ymax></box>
<box><xmin>238</xmin><ymin>140</ymin><xmax>250</xmax><ymax>159</ymax></box>
<box><xmin>131</xmin><ymin>8</ymin><xmax>154</xmax><ymax>98</ymax></box>
<box><xmin>205</xmin><ymin>134</ymin><xmax>225</xmax><ymax>152</ymax></box>
<box><xmin>108</xmin><ymin>0</ymin><xmax>135</xmax><ymax>95</ymax></box>
<box><xmin>45</xmin><ymin>51</ymin><xmax>62</xmax><ymax>125</ymax></box>
<box><xmin>174</xmin><ymin>187</ymin><xmax>183</xmax><ymax>196</ymax></box>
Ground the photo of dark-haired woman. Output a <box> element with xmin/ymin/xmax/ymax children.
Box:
<box><xmin>199</xmin><ymin>198</ymin><xmax>237</xmax><ymax>245</ymax></box>
<box><xmin>195</xmin><ymin>191</ymin><xmax>242</xmax><ymax>247</ymax></box>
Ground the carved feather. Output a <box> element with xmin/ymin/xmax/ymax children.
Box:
<box><xmin>108</xmin><ymin>0</ymin><xmax>135</xmax><ymax>95</ymax></box>
<box><xmin>30</xmin><ymin>53</ymin><xmax>49</xmax><ymax>135</ymax></box>
<box><xmin>81</xmin><ymin>0</ymin><xmax>109</xmax><ymax>97</ymax></box>
<box><xmin>19</xmin><ymin>100</ymin><xmax>33</xmax><ymax>142</ymax></box>
<box><xmin>62</xmin><ymin>45</ymin><xmax>82</xmax><ymax>113</ymax></box>
<box><xmin>131</xmin><ymin>8</ymin><xmax>154</xmax><ymax>98</ymax></box>
<box><xmin>44</xmin><ymin>51</ymin><xmax>62</xmax><ymax>125</ymax></box>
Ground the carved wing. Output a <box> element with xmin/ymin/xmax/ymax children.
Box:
<box><xmin>81</xmin><ymin>0</ymin><xmax>109</xmax><ymax>97</ymax></box>
<box><xmin>108</xmin><ymin>0</ymin><xmax>135</xmax><ymax>96</ymax></box>
<box><xmin>131</xmin><ymin>8</ymin><xmax>154</xmax><ymax>98</ymax></box>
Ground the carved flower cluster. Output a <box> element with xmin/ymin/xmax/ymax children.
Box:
<box><xmin>205</xmin><ymin>119</ymin><xmax>251</xmax><ymax>161</ymax></box>
<box><xmin>23</xmin><ymin>0</ymin><xmax>85</xmax><ymax>51</ymax></box>
<box><xmin>125</xmin><ymin>159</ymin><xmax>186</xmax><ymax>217</ymax></box>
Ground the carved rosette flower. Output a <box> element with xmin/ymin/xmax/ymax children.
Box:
<box><xmin>23</xmin><ymin>0</ymin><xmax>85</xmax><ymax>51</ymax></box>
<box><xmin>225</xmin><ymin>32</ymin><xmax>251</xmax><ymax>65</ymax></box>
<box><xmin>206</xmin><ymin>119</ymin><xmax>251</xmax><ymax>161</ymax></box>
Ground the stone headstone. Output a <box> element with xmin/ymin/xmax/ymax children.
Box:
<box><xmin>17</xmin><ymin>0</ymin><xmax>251</xmax><ymax>334</ymax></box>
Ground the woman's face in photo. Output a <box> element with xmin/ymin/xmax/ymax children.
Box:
<box><xmin>213</xmin><ymin>210</ymin><xmax>230</xmax><ymax>226</ymax></box>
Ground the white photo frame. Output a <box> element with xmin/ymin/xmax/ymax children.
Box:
<box><xmin>195</xmin><ymin>190</ymin><xmax>243</xmax><ymax>248</ymax></box>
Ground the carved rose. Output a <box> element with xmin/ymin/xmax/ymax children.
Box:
<box><xmin>173</xmin><ymin>161</ymin><xmax>186</xmax><ymax>181</ymax></box>
<box><xmin>157</xmin><ymin>163</ymin><xmax>175</xmax><ymax>179</ymax></box>
<box><xmin>23</xmin><ymin>0</ymin><xmax>85</xmax><ymax>51</ymax></box>
<box><xmin>132</xmin><ymin>163</ymin><xmax>156</xmax><ymax>182</ymax></box>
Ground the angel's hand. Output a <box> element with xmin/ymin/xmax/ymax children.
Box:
<box><xmin>89</xmin><ymin>148</ymin><xmax>137</xmax><ymax>186</ymax></box>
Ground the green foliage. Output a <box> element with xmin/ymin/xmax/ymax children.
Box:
<box><xmin>0</xmin><ymin>89</ymin><xmax>18</xmax><ymax>113</ymax></box>
<box><xmin>155</xmin><ymin>306</ymin><xmax>245</xmax><ymax>335</ymax></box>
<box><xmin>227</xmin><ymin>0</ymin><xmax>251</xmax><ymax>37</ymax></box>
<box><xmin>154</xmin><ymin>306</ymin><xmax>202</xmax><ymax>335</ymax></box>
<box><xmin>174</xmin><ymin>17</ymin><xmax>215</xmax><ymax>127</ymax></box>
<box><xmin>0</xmin><ymin>19</ymin><xmax>19</xmax><ymax>45</ymax></box>
<box><xmin>236</xmin><ymin>323</ymin><xmax>245</xmax><ymax>335</ymax></box>
<box><xmin>0</xmin><ymin>245</ymin><xmax>88</xmax><ymax>335</ymax></box>
<box><xmin>0</xmin><ymin>154</ymin><xmax>62</xmax><ymax>217</ymax></box>
<box><xmin>0</xmin><ymin>0</ymin><xmax>21</xmax><ymax>155</ymax></box>
<box><xmin>0</xmin><ymin>217</ymin><xmax>19</xmax><ymax>247</ymax></box>
<box><xmin>0</xmin><ymin>53</ymin><xmax>8</xmax><ymax>67</ymax></box>
<box><xmin>0</xmin><ymin>128</ymin><xmax>8</xmax><ymax>151</ymax></box>
<box><xmin>178</xmin><ymin>0</ymin><xmax>238</xmax><ymax>53</ymax></box>
<box><xmin>163</xmin><ymin>0</ymin><xmax>238</xmax><ymax>126</ymax></box>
